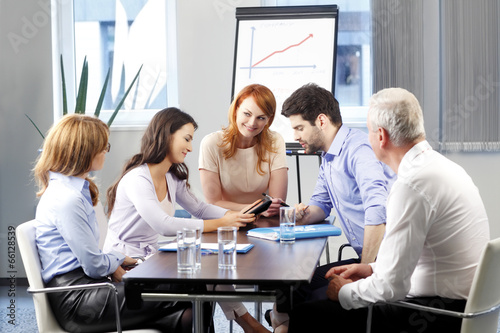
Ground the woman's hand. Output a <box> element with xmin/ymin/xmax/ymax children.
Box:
<box><xmin>261</xmin><ymin>198</ymin><xmax>284</xmax><ymax>217</ymax></box>
<box><xmin>111</xmin><ymin>266</ymin><xmax>126</xmax><ymax>282</ymax></box>
<box><xmin>219</xmin><ymin>201</ymin><xmax>260</xmax><ymax>228</ymax></box>
<box><xmin>204</xmin><ymin>200</ymin><xmax>259</xmax><ymax>232</ymax></box>
<box><xmin>120</xmin><ymin>255</ymin><xmax>138</xmax><ymax>271</ymax></box>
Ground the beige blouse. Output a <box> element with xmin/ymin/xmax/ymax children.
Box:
<box><xmin>199</xmin><ymin>131</ymin><xmax>287</xmax><ymax>204</ymax></box>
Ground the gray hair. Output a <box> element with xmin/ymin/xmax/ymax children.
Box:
<box><xmin>368</xmin><ymin>88</ymin><xmax>425</xmax><ymax>146</ymax></box>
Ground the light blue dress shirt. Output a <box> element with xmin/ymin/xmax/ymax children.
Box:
<box><xmin>35</xmin><ymin>172</ymin><xmax>125</xmax><ymax>283</ymax></box>
<box><xmin>309</xmin><ymin>125</ymin><xmax>395</xmax><ymax>256</ymax></box>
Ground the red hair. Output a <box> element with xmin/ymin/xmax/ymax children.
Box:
<box><xmin>220</xmin><ymin>84</ymin><xmax>277</xmax><ymax>175</ymax></box>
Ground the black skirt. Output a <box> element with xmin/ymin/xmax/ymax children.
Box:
<box><xmin>46</xmin><ymin>267</ymin><xmax>195</xmax><ymax>333</ymax></box>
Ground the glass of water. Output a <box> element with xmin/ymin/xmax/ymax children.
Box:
<box><xmin>195</xmin><ymin>227</ymin><xmax>202</xmax><ymax>270</ymax></box>
<box><xmin>280</xmin><ymin>206</ymin><xmax>296</xmax><ymax>244</ymax></box>
<box><xmin>177</xmin><ymin>229</ymin><xmax>195</xmax><ymax>272</ymax></box>
<box><xmin>218</xmin><ymin>226</ymin><xmax>237</xmax><ymax>269</ymax></box>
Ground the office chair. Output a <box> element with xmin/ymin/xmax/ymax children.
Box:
<box><xmin>16</xmin><ymin>220</ymin><xmax>161</xmax><ymax>333</ymax></box>
<box><xmin>365</xmin><ymin>237</ymin><xmax>500</xmax><ymax>333</ymax></box>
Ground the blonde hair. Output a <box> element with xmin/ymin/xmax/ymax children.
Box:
<box><xmin>221</xmin><ymin>84</ymin><xmax>277</xmax><ymax>175</ymax></box>
<box><xmin>34</xmin><ymin>114</ymin><xmax>109</xmax><ymax>205</ymax></box>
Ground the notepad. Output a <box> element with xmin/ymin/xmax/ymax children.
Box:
<box><xmin>247</xmin><ymin>224</ymin><xmax>341</xmax><ymax>241</ymax></box>
<box><xmin>159</xmin><ymin>243</ymin><xmax>254</xmax><ymax>254</ymax></box>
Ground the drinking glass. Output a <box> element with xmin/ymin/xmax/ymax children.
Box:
<box><xmin>218</xmin><ymin>227</ymin><xmax>237</xmax><ymax>269</ymax></box>
<box><xmin>177</xmin><ymin>229</ymin><xmax>195</xmax><ymax>272</ymax></box>
<box><xmin>194</xmin><ymin>227</ymin><xmax>202</xmax><ymax>270</ymax></box>
<box><xmin>280</xmin><ymin>206</ymin><xmax>296</xmax><ymax>244</ymax></box>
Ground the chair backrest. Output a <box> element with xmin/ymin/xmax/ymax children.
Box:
<box><xmin>461</xmin><ymin>237</ymin><xmax>500</xmax><ymax>333</ymax></box>
<box><xmin>16</xmin><ymin>220</ymin><xmax>66</xmax><ymax>332</ymax></box>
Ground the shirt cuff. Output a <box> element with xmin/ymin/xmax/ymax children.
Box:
<box><xmin>308</xmin><ymin>200</ymin><xmax>330</xmax><ymax>217</ymax></box>
<box><xmin>110</xmin><ymin>250</ymin><xmax>126</xmax><ymax>263</ymax></box>
<box><xmin>364</xmin><ymin>205</ymin><xmax>387</xmax><ymax>226</ymax></box>
<box><xmin>338</xmin><ymin>284</ymin><xmax>354</xmax><ymax>310</ymax></box>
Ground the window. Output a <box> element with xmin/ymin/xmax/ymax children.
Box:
<box><xmin>265</xmin><ymin>0</ymin><xmax>372</xmax><ymax>127</ymax></box>
<box><xmin>54</xmin><ymin>0</ymin><xmax>178</xmax><ymax>127</ymax></box>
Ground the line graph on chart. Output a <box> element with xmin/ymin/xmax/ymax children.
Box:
<box><xmin>240</xmin><ymin>30</ymin><xmax>316</xmax><ymax>78</ymax></box>
<box><xmin>233</xmin><ymin>17</ymin><xmax>337</xmax><ymax>142</ymax></box>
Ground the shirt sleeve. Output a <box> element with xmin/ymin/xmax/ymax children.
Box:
<box><xmin>349</xmin><ymin>144</ymin><xmax>392</xmax><ymax>226</ymax></box>
<box><xmin>309</xmin><ymin>161</ymin><xmax>334</xmax><ymax>217</ymax></box>
<box><xmin>174</xmin><ymin>178</ymin><xmax>229</xmax><ymax>222</ymax></box>
<box><xmin>123</xmin><ymin>171</ymin><xmax>205</xmax><ymax>236</ymax></box>
<box><xmin>57</xmin><ymin>195</ymin><xmax>124</xmax><ymax>279</ymax></box>
<box><xmin>339</xmin><ymin>182</ymin><xmax>431</xmax><ymax>309</ymax></box>
<box><xmin>199</xmin><ymin>132</ymin><xmax>220</xmax><ymax>173</ymax></box>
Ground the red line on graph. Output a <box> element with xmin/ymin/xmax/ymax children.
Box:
<box><xmin>251</xmin><ymin>34</ymin><xmax>313</xmax><ymax>68</ymax></box>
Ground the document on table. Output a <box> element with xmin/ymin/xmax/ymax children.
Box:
<box><xmin>159</xmin><ymin>242</ymin><xmax>254</xmax><ymax>254</ymax></box>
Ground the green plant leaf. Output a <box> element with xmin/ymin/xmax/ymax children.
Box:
<box><xmin>25</xmin><ymin>114</ymin><xmax>45</xmax><ymax>139</ymax></box>
<box><xmin>107</xmin><ymin>65</ymin><xmax>143</xmax><ymax>127</ymax></box>
<box><xmin>94</xmin><ymin>67</ymin><xmax>111</xmax><ymax>118</ymax></box>
<box><xmin>74</xmin><ymin>57</ymin><xmax>88</xmax><ymax>114</ymax></box>
<box><xmin>60</xmin><ymin>55</ymin><xmax>68</xmax><ymax>115</ymax></box>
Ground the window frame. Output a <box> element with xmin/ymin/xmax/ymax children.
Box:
<box><xmin>52</xmin><ymin>0</ymin><xmax>179</xmax><ymax>129</ymax></box>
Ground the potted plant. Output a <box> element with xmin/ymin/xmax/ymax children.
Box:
<box><xmin>26</xmin><ymin>55</ymin><xmax>142</xmax><ymax>138</ymax></box>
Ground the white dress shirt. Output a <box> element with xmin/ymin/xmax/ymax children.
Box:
<box><xmin>339</xmin><ymin>141</ymin><xmax>490</xmax><ymax>309</ymax></box>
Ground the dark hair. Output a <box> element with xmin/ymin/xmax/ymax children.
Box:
<box><xmin>281</xmin><ymin>83</ymin><xmax>342</xmax><ymax>126</ymax></box>
<box><xmin>106</xmin><ymin>107</ymin><xmax>198</xmax><ymax>215</ymax></box>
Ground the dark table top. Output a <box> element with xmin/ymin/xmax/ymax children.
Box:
<box><xmin>123</xmin><ymin>216</ymin><xmax>328</xmax><ymax>287</ymax></box>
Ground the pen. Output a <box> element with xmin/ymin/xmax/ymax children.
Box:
<box><xmin>262</xmin><ymin>193</ymin><xmax>290</xmax><ymax>207</ymax></box>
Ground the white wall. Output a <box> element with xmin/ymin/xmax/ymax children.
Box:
<box><xmin>0</xmin><ymin>0</ymin><xmax>54</xmax><ymax>278</ymax></box>
<box><xmin>1</xmin><ymin>0</ymin><xmax>500</xmax><ymax>279</ymax></box>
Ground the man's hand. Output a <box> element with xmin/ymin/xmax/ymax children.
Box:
<box><xmin>294</xmin><ymin>203</ymin><xmax>310</xmax><ymax>221</ymax></box>
<box><xmin>325</xmin><ymin>263</ymin><xmax>373</xmax><ymax>282</ymax></box>
<box><xmin>326</xmin><ymin>274</ymin><xmax>352</xmax><ymax>301</ymax></box>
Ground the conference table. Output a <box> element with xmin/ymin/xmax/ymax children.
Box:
<box><xmin>123</xmin><ymin>217</ymin><xmax>332</xmax><ymax>332</ymax></box>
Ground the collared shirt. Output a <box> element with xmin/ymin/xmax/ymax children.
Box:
<box><xmin>309</xmin><ymin>125</ymin><xmax>395</xmax><ymax>256</ymax></box>
<box><xmin>103</xmin><ymin>164</ymin><xmax>228</xmax><ymax>257</ymax></box>
<box><xmin>36</xmin><ymin>172</ymin><xmax>125</xmax><ymax>283</ymax></box>
<box><xmin>339</xmin><ymin>141</ymin><xmax>490</xmax><ymax>309</ymax></box>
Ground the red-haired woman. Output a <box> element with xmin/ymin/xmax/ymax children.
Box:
<box><xmin>199</xmin><ymin>84</ymin><xmax>288</xmax><ymax>218</ymax></box>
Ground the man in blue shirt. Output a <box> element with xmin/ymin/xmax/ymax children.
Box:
<box><xmin>284</xmin><ymin>83</ymin><xmax>394</xmax><ymax>264</ymax></box>
<box><xmin>267</xmin><ymin>83</ymin><xmax>394</xmax><ymax>332</ymax></box>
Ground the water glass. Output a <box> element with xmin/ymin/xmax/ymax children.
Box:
<box><xmin>280</xmin><ymin>206</ymin><xmax>296</xmax><ymax>244</ymax></box>
<box><xmin>195</xmin><ymin>227</ymin><xmax>202</xmax><ymax>270</ymax></box>
<box><xmin>177</xmin><ymin>229</ymin><xmax>195</xmax><ymax>272</ymax></box>
<box><xmin>218</xmin><ymin>227</ymin><xmax>237</xmax><ymax>269</ymax></box>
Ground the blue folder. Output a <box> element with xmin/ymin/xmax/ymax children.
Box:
<box><xmin>247</xmin><ymin>224</ymin><xmax>341</xmax><ymax>241</ymax></box>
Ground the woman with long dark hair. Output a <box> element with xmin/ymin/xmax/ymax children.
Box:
<box><xmin>104</xmin><ymin>107</ymin><xmax>269</xmax><ymax>333</ymax></box>
<box><xmin>104</xmin><ymin>107</ymin><xmax>255</xmax><ymax>257</ymax></box>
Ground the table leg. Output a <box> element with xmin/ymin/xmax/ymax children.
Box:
<box><xmin>254</xmin><ymin>285</ymin><xmax>262</xmax><ymax>322</ymax></box>
<box><xmin>193</xmin><ymin>299</ymin><xmax>204</xmax><ymax>333</ymax></box>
